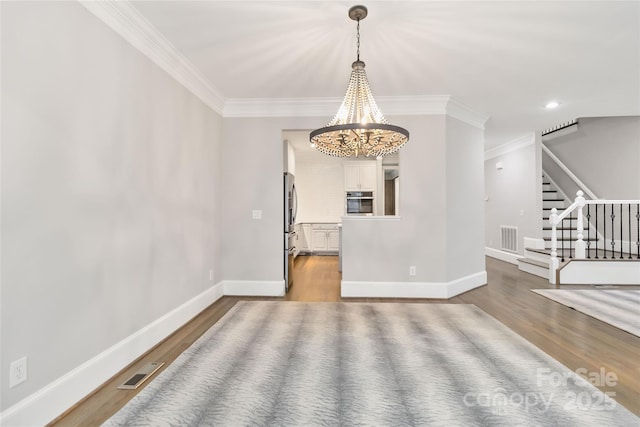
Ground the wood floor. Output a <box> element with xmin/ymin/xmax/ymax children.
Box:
<box><xmin>49</xmin><ymin>256</ymin><xmax>640</xmax><ymax>425</ymax></box>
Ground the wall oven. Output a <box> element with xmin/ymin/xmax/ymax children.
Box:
<box><xmin>345</xmin><ymin>191</ymin><xmax>374</xmax><ymax>216</ymax></box>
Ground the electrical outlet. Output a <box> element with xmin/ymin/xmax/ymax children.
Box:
<box><xmin>10</xmin><ymin>357</ymin><xmax>27</xmax><ymax>388</ymax></box>
<box><xmin>409</xmin><ymin>266</ymin><xmax>416</xmax><ymax>276</ymax></box>
<box><xmin>209</xmin><ymin>269</ymin><xmax>214</xmax><ymax>281</ymax></box>
<box><xmin>252</xmin><ymin>210</ymin><xmax>262</xmax><ymax>220</ymax></box>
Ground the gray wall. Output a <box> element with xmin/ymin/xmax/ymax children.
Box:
<box><xmin>543</xmin><ymin>116</ymin><xmax>640</xmax><ymax>199</ymax></box>
<box><xmin>342</xmin><ymin>115</ymin><xmax>485</xmax><ymax>283</ymax></box>
<box><xmin>446</xmin><ymin>117</ymin><xmax>485</xmax><ymax>278</ymax></box>
<box><xmin>1</xmin><ymin>2</ymin><xmax>222</xmax><ymax>410</ymax></box>
<box><xmin>342</xmin><ymin>116</ymin><xmax>448</xmax><ymax>282</ymax></box>
<box><xmin>484</xmin><ymin>138</ymin><xmax>542</xmax><ymax>255</ymax></box>
<box><xmin>220</xmin><ymin>117</ymin><xmax>321</xmax><ymax>281</ymax></box>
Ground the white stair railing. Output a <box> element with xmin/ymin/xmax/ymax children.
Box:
<box><xmin>549</xmin><ymin>191</ymin><xmax>640</xmax><ymax>284</ymax></box>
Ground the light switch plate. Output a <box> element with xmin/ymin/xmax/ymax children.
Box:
<box><xmin>252</xmin><ymin>210</ymin><xmax>262</xmax><ymax>220</ymax></box>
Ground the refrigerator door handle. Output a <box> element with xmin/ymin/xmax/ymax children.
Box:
<box><xmin>292</xmin><ymin>183</ymin><xmax>298</xmax><ymax>224</ymax></box>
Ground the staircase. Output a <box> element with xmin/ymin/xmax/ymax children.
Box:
<box><xmin>517</xmin><ymin>174</ymin><xmax>598</xmax><ymax>279</ymax></box>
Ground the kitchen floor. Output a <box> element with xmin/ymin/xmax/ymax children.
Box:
<box><xmin>285</xmin><ymin>255</ymin><xmax>341</xmax><ymax>302</ymax></box>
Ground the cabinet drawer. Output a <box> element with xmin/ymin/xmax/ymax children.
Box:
<box><xmin>311</xmin><ymin>223</ymin><xmax>337</xmax><ymax>230</ymax></box>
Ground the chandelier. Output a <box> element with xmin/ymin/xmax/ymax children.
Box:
<box><xmin>310</xmin><ymin>5</ymin><xmax>409</xmax><ymax>158</ymax></box>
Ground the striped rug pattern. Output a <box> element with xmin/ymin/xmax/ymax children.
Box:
<box><xmin>532</xmin><ymin>289</ymin><xmax>640</xmax><ymax>337</ymax></box>
<box><xmin>103</xmin><ymin>302</ymin><xmax>638</xmax><ymax>426</ymax></box>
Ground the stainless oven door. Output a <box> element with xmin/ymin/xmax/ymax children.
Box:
<box><xmin>346</xmin><ymin>197</ymin><xmax>374</xmax><ymax>215</ymax></box>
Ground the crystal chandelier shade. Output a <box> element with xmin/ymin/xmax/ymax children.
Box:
<box><xmin>310</xmin><ymin>5</ymin><xmax>409</xmax><ymax>158</ymax></box>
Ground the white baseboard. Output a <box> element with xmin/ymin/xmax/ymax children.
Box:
<box><xmin>341</xmin><ymin>271</ymin><xmax>487</xmax><ymax>299</ymax></box>
<box><xmin>486</xmin><ymin>247</ymin><xmax>523</xmax><ymax>265</ymax></box>
<box><xmin>0</xmin><ymin>282</ymin><xmax>224</xmax><ymax>427</ymax></box>
<box><xmin>223</xmin><ymin>280</ymin><xmax>285</xmax><ymax>296</ymax></box>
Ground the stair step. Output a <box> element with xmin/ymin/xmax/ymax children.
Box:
<box><xmin>543</xmin><ymin>237</ymin><xmax>599</xmax><ymax>241</ymax></box>
<box><xmin>543</xmin><ymin>226</ymin><xmax>583</xmax><ymax>230</ymax></box>
<box><xmin>518</xmin><ymin>258</ymin><xmax>547</xmax><ymax>268</ymax></box>
<box><xmin>543</xmin><ymin>198</ymin><xmax>565</xmax><ymax>202</ymax></box>
<box><xmin>518</xmin><ymin>257</ymin><xmax>549</xmax><ymax>279</ymax></box>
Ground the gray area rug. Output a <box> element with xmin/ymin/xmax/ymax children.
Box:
<box><xmin>532</xmin><ymin>289</ymin><xmax>640</xmax><ymax>337</ymax></box>
<box><xmin>103</xmin><ymin>302</ymin><xmax>638</xmax><ymax>426</ymax></box>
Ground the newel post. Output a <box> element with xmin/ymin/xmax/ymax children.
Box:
<box><xmin>575</xmin><ymin>191</ymin><xmax>586</xmax><ymax>259</ymax></box>
<box><xmin>549</xmin><ymin>208</ymin><xmax>559</xmax><ymax>284</ymax></box>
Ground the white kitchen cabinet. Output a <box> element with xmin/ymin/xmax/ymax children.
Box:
<box><xmin>327</xmin><ymin>229</ymin><xmax>340</xmax><ymax>251</ymax></box>
<box><xmin>344</xmin><ymin>161</ymin><xmax>376</xmax><ymax>191</ymax></box>
<box><xmin>311</xmin><ymin>229</ymin><xmax>329</xmax><ymax>251</ymax></box>
<box><xmin>300</xmin><ymin>224</ymin><xmax>311</xmax><ymax>252</ymax></box>
<box><xmin>310</xmin><ymin>223</ymin><xmax>339</xmax><ymax>253</ymax></box>
<box><xmin>293</xmin><ymin>224</ymin><xmax>301</xmax><ymax>257</ymax></box>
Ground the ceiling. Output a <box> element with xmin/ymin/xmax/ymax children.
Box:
<box><xmin>130</xmin><ymin>1</ymin><xmax>640</xmax><ymax>149</ymax></box>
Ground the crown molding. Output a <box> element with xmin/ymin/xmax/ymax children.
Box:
<box><xmin>79</xmin><ymin>0</ymin><xmax>225</xmax><ymax>114</ymax></box>
<box><xmin>447</xmin><ymin>98</ymin><xmax>490</xmax><ymax>130</ymax></box>
<box><xmin>224</xmin><ymin>95</ymin><xmax>489</xmax><ymax>129</ymax></box>
<box><xmin>223</xmin><ymin>95</ymin><xmax>452</xmax><ymax>118</ymax></box>
<box><xmin>376</xmin><ymin>95</ymin><xmax>451</xmax><ymax>116</ymax></box>
<box><xmin>223</xmin><ymin>98</ymin><xmax>341</xmax><ymax>118</ymax></box>
<box><xmin>484</xmin><ymin>132</ymin><xmax>535</xmax><ymax>160</ymax></box>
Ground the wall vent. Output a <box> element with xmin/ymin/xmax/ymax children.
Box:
<box><xmin>500</xmin><ymin>226</ymin><xmax>518</xmax><ymax>253</ymax></box>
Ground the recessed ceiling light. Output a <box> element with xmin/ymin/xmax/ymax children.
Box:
<box><xmin>545</xmin><ymin>101</ymin><xmax>560</xmax><ymax>109</ymax></box>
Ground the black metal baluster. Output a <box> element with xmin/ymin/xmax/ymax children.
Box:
<box><xmin>629</xmin><ymin>204</ymin><xmax>633</xmax><ymax>259</ymax></box>
<box><xmin>636</xmin><ymin>204</ymin><xmax>639</xmax><ymax>259</ymax></box>
<box><xmin>586</xmin><ymin>204</ymin><xmax>591</xmax><ymax>259</ymax></box>
<box><xmin>569</xmin><ymin>215</ymin><xmax>573</xmax><ymax>259</ymax></box>
<box><xmin>610</xmin><ymin>204</ymin><xmax>615</xmax><ymax>257</ymax></box>
<box><xmin>561</xmin><ymin>216</ymin><xmax>565</xmax><ymax>262</ymax></box>
<box><xmin>603</xmin><ymin>204</ymin><xmax>607</xmax><ymax>259</ymax></box>
<box><xmin>595</xmin><ymin>204</ymin><xmax>599</xmax><ymax>259</ymax></box>
<box><xmin>620</xmin><ymin>203</ymin><xmax>623</xmax><ymax>259</ymax></box>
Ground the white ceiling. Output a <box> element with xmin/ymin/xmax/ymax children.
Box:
<box><xmin>130</xmin><ymin>1</ymin><xmax>640</xmax><ymax>149</ymax></box>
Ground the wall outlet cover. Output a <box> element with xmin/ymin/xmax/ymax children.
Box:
<box><xmin>10</xmin><ymin>357</ymin><xmax>27</xmax><ymax>388</ymax></box>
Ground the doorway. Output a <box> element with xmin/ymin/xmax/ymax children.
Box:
<box><xmin>285</xmin><ymin>255</ymin><xmax>341</xmax><ymax>302</ymax></box>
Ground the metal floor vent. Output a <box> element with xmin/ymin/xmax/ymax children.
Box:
<box><xmin>117</xmin><ymin>362</ymin><xmax>164</xmax><ymax>390</ymax></box>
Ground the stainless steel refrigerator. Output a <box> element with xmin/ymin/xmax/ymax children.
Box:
<box><xmin>284</xmin><ymin>172</ymin><xmax>297</xmax><ymax>292</ymax></box>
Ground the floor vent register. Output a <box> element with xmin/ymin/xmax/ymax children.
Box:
<box><xmin>117</xmin><ymin>362</ymin><xmax>165</xmax><ymax>390</ymax></box>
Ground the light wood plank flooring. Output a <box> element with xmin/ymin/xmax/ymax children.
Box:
<box><xmin>49</xmin><ymin>256</ymin><xmax>640</xmax><ymax>425</ymax></box>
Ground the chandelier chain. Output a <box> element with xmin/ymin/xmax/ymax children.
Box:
<box><xmin>356</xmin><ymin>19</ymin><xmax>360</xmax><ymax>61</ymax></box>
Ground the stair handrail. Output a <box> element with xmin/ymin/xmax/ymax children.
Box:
<box><xmin>548</xmin><ymin>191</ymin><xmax>640</xmax><ymax>284</ymax></box>
<box><xmin>542</xmin><ymin>143</ymin><xmax>598</xmax><ymax>200</ymax></box>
